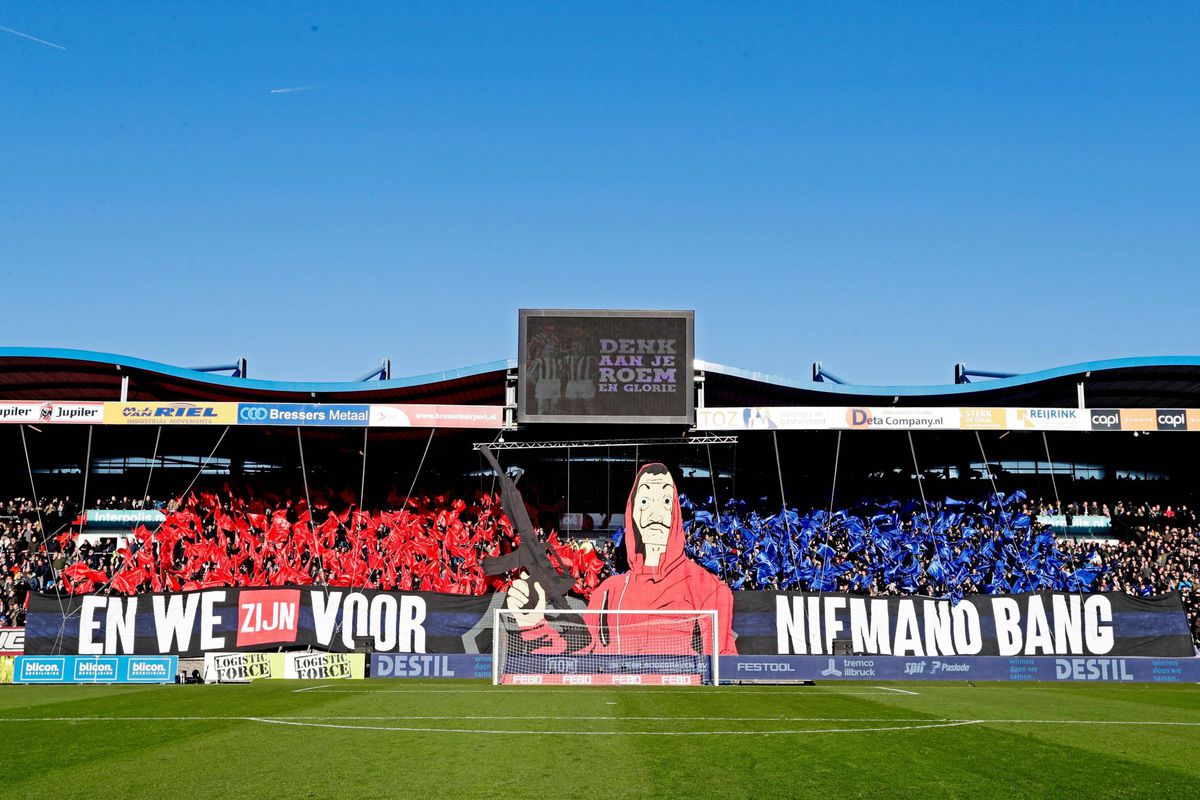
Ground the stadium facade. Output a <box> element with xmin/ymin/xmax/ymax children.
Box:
<box><xmin>2</xmin><ymin>346</ymin><xmax>1199</xmax><ymax>513</ymax></box>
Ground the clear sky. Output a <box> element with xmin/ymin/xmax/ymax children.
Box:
<box><xmin>2</xmin><ymin>3</ymin><xmax>1197</xmax><ymax>386</ymax></box>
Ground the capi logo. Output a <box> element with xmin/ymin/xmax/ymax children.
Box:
<box><xmin>1090</xmin><ymin>409</ymin><xmax>1121</xmax><ymax>430</ymax></box>
<box><xmin>1156</xmin><ymin>409</ymin><xmax>1187</xmax><ymax>431</ymax></box>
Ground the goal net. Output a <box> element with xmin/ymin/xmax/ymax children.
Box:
<box><xmin>493</xmin><ymin>608</ymin><xmax>719</xmax><ymax>686</ymax></box>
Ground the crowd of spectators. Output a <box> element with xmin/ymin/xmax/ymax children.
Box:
<box><xmin>56</xmin><ymin>491</ymin><xmax>605</xmax><ymax>598</ymax></box>
<box><xmin>1</xmin><ymin>487</ymin><xmax>1197</xmax><ymax>647</ymax></box>
<box><xmin>671</xmin><ymin>493</ymin><xmax>1199</xmax><ymax>647</ymax></box>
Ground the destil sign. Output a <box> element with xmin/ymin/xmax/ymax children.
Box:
<box><xmin>235</xmin><ymin>589</ymin><xmax>300</xmax><ymax>647</ymax></box>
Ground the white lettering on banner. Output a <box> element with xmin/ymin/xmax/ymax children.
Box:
<box><xmin>378</xmin><ymin>654</ymin><xmax>456</xmax><ymax>678</ymax></box>
<box><xmin>769</xmin><ymin>595</ymin><xmax>1125</xmax><ymax>658</ymax></box>
<box><xmin>780</xmin><ymin>596</ymin><xmax>987</xmax><ymax>657</ymax></box>
<box><xmin>107</xmin><ymin>598</ymin><xmax>137</xmax><ymax>654</ymax></box>
<box><xmin>923</xmin><ymin>600</ymin><xmax>954</xmax><ymax>657</ymax></box>
<box><xmin>777</xmin><ymin>596</ymin><xmax>805</xmax><ymax>654</ymax></box>
<box><xmin>807</xmin><ymin>597</ymin><xmax>823</xmax><ymax>655</ymax></box>
<box><xmin>154</xmin><ymin>594</ymin><xmax>200</xmax><ymax>653</ymax></box>
<box><xmin>1053</xmin><ymin>595</ymin><xmax>1083</xmax><ymax>654</ymax></box>
<box><xmin>311</xmin><ymin>590</ymin><xmax>427</xmax><ymax>652</ymax></box>
<box><xmin>1054</xmin><ymin>658</ymin><xmax>1133</xmax><ymax>681</ymax></box>
<box><xmin>79</xmin><ymin>596</ymin><xmax>105</xmax><ymax>655</ymax></box>
<box><xmin>400</xmin><ymin>596</ymin><xmax>426</xmax><ymax>652</ymax></box>
<box><xmin>894</xmin><ymin>602</ymin><xmax>923</xmax><ymax>656</ymax></box>
<box><xmin>200</xmin><ymin>592</ymin><xmax>225</xmax><ymax>651</ymax></box>
<box><xmin>1024</xmin><ymin>596</ymin><xmax>1054</xmax><ymax>655</ymax></box>
<box><xmin>993</xmin><ymin>598</ymin><xmax>1023</xmax><ymax>656</ymax></box>
<box><xmin>822</xmin><ymin>596</ymin><xmax>845</xmax><ymax>653</ymax></box>
<box><xmin>370</xmin><ymin>595</ymin><xmax>399</xmax><ymax>652</ymax></box>
<box><xmin>952</xmin><ymin>602</ymin><xmax>983</xmax><ymax>655</ymax></box>
<box><xmin>1085</xmin><ymin>595</ymin><xmax>1114</xmax><ymax>654</ymax></box>
<box><xmin>240</xmin><ymin>601</ymin><xmax>295</xmax><ymax>635</ymax></box>
<box><xmin>312</xmin><ymin>591</ymin><xmax>341</xmax><ymax>646</ymax></box>
<box><xmin>849</xmin><ymin>598</ymin><xmax>891</xmax><ymax>655</ymax></box>
<box><xmin>341</xmin><ymin>593</ymin><xmax>370</xmax><ymax>651</ymax></box>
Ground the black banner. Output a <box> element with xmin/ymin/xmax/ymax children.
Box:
<box><xmin>25</xmin><ymin>587</ymin><xmax>497</xmax><ymax>659</ymax></box>
<box><xmin>25</xmin><ymin>588</ymin><xmax>1194</xmax><ymax>659</ymax></box>
<box><xmin>734</xmin><ymin>591</ymin><xmax>1195</xmax><ymax>658</ymax></box>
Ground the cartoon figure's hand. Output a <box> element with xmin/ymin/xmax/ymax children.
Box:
<box><xmin>506</xmin><ymin>571</ymin><xmax>546</xmax><ymax>627</ymax></box>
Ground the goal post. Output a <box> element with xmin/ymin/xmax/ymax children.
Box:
<box><xmin>493</xmin><ymin>608</ymin><xmax>719</xmax><ymax>686</ymax></box>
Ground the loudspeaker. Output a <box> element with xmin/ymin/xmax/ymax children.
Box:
<box><xmin>832</xmin><ymin>638</ymin><xmax>853</xmax><ymax>656</ymax></box>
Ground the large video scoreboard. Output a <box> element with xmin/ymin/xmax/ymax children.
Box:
<box><xmin>517</xmin><ymin>309</ymin><xmax>695</xmax><ymax>424</ymax></box>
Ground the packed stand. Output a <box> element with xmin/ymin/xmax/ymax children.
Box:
<box><xmin>56</xmin><ymin>491</ymin><xmax>607</xmax><ymax>598</ymax></box>
<box><xmin>2</xmin><ymin>487</ymin><xmax>1198</xmax><ymax>647</ymax></box>
<box><xmin>668</xmin><ymin>491</ymin><xmax>1199</xmax><ymax>647</ymax></box>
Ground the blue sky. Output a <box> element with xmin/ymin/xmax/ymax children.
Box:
<box><xmin>2</xmin><ymin>3</ymin><xmax>1197</xmax><ymax>386</ymax></box>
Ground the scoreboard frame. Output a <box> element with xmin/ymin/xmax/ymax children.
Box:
<box><xmin>517</xmin><ymin>309</ymin><xmax>695</xmax><ymax>425</ymax></box>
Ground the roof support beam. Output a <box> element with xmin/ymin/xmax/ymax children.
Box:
<box><xmin>189</xmin><ymin>358</ymin><xmax>247</xmax><ymax>378</ymax></box>
<box><xmin>812</xmin><ymin>361</ymin><xmax>847</xmax><ymax>384</ymax></box>
<box><xmin>955</xmin><ymin>363</ymin><xmax>1018</xmax><ymax>384</ymax></box>
<box><xmin>355</xmin><ymin>359</ymin><xmax>392</xmax><ymax>382</ymax></box>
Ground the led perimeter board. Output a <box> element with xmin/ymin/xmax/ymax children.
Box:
<box><xmin>518</xmin><ymin>309</ymin><xmax>695</xmax><ymax>424</ymax></box>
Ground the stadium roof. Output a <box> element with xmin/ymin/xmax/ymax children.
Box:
<box><xmin>3</xmin><ymin>348</ymin><xmax>1200</xmax><ymax>409</ymax></box>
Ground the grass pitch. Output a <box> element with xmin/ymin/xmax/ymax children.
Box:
<box><xmin>2</xmin><ymin>679</ymin><xmax>1198</xmax><ymax>799</ymax></box>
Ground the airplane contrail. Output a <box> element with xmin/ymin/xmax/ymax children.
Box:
<box><xmin>270</xmin><ymin>85</ymin><xmax>321</xmax><ymax>94</ymax></box>
<box><xmin>0</xmin><ymin>24</ymin><xmax>66</xmax><ymax>50</ymax></box>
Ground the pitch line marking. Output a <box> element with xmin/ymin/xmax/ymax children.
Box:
<box><xmin>874</xmin><ymin>686</ymin><xmax>920</xmax><ymax>695</ymax></box>
<box><xmin>291</xmin><ymin>684</ymin><xmax>337</xmax><ymax>693</ymax></box>
<box><xmin>3</xmin><ymin>716</ymin><xmax>1199</xmax><ymax>730</ymax></box>
<box><xmin>293</xmin><ymin>688</ymin><xmax>912</xmax><ymax>695</ymax></box>
<box><xmin>245</xmin><ymin>717</ymin><xmax>988</xmax><ymax>736</ymax></box>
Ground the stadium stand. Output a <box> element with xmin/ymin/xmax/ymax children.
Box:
<box><xmin>3</xmin><ymin>488</ymin><xmax>1197</xmax><ymax>648</ymax></box>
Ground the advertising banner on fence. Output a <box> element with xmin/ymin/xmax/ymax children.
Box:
<box><xmin>727</xmin><ymin>655</ymin><xmax>1200</xmax><ymax>683</ymax></box>
<box><xmin>371</xmin><ymin>653</ymin><xmax>494</xmax><ymax>679</ymax></box>
<box><xmin>25</xmin><ymin>587</ymin><xmax>1193</xmax><ymax>659</ymax></box>
<box><xmin>368</xmin><ymin>404</ymin><xmax>505</xmax><ymax>429</ymax></box>
<box><xmin>282</xmin><ymin>651</ymin><xmax>364</xmax><ymax>680</ymax></box>
<box><xmin>104</xmin><ymin>402</ymin><xmax>238</xmax><ymax>425</ymax></box>
<box><xmin>0</xmin><ymin>401</ymin><xmax>104</xmax><ymax>424</ymax></box>
<box><xmin>204</xmin><ymin>652</ymin><xmax>284</xmax><ymax>683</ymax></box>
<box><xmin>85</xmin><ymin>509</ymin><xmax>166</xmax><ymax>527</ymax></box>
<box><xmin>0</xmin><ymin>627</ymin><xmax>24</xmax><ymax>655</ymax></box>
<box><xmin>236</xmin><ymin>403</ymin><xmax>370</xmax><ymax>426</ymax></box>
<box><xmin>692</xmin><ymin>406</ymin><xmax>1200</xmax><ymax>432</ymax></box>
<box><xmin>13</xmin><ymin>655</ymin><xmax>177</xmax><ymax>684</ymax></box>
<box><xmin>203</xmin><ymin>651</ymin><xmax>364</xmax><ymax>681</ymax></box>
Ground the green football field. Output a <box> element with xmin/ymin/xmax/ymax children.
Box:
<box><xmin>2</xmin><ymin>680</ymin><xmax>1198</xmax><ymax>799</ymax></box>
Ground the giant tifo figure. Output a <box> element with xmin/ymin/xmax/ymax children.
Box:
<box><xmin>507</xmin><ymin>463</ymin><xmax>737</xmax><ymax>655</ymax></box>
